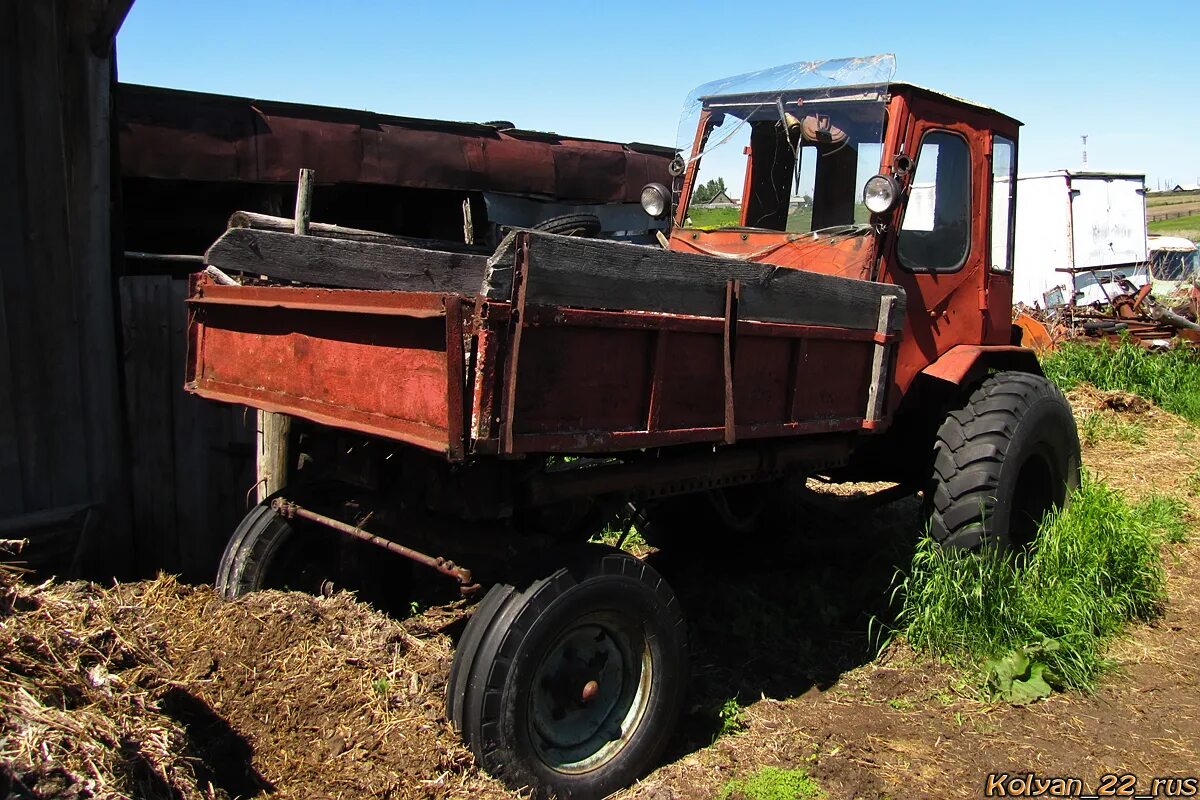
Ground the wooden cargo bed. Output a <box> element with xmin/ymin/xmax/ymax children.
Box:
<box><xmin>187</xmin><ymin>227</ymin><xmax>906</xmax><ymax>460</ymax></box>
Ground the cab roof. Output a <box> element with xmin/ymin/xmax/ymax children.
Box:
<box><xmin>889</xmin><ymin>83</ymin><xmax>1023</xmax><ymax>127</ymax></box>
<box><xmin>697</xmin><ymin>81</ymin><xmax>1022</xmax><ymax>128</ymax></box>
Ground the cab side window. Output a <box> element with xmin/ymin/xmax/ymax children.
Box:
<box><xmin>989</xmin><ymin>135</ymin><xmax>1017</xmax><ymax>272</ymax></box>
<box><xmin>897</xmin><ymin>131</ymin><xmax>971</xmax><ymax>272</ymax></box>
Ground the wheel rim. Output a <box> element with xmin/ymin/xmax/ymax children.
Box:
<box><xmin>528</xmin><ymin>611</ymin><xmax>653</xmax><ymax>773</ymax></box>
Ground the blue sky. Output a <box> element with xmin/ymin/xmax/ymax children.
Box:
<box><xmin>117</xmin><ymin>0</ymin><xmax>1199</xmax><ymax>190</ymax></box>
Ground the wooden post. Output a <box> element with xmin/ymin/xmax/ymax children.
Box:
<box><xmin>864</xmin><ymin>296</ymin><xmax>899</xmax><ymax>424</ymax></box>
<box><xmin>462</xmin><ymin>197</ymin><xmax>475</xmax><ymax>245</ymax></box>
<box><xmin>294</xmin><ymin>168</ymin><xmax>314</xmax><ymax>235</ymax></box>
<box><xmin>255</xmin><ymin>169</ymin><xmax>312</xmax><ymax>503</ymax></box>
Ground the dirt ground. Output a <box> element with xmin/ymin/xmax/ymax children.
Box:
<box><xmin>3</xmin><ymin>387</ymin><xmax>1199</xmax><ymax>799</ymax></box>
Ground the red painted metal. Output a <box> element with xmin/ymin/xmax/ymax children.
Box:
<box><xmin>668</xmin><ymin>83</ymin><xmax>1031</xmax><ymax>411</ymax></box>
<box><xmin>186</xmin><ymin>275</ymin><xmax>467</xmax><ymax>459</ymax></box>
<box><xmin>116</xmin><ymin>84</ymin><xmax>672</xmax><ymax>205</ymax></box>
<box><xmin>921</xmin><ymin>345</ymin><xmax>1041</xmax><ymax>385</ymax></box>
<box><xmin>522</xmin><ymin>304</ymin><xmax>891</xmax><ymax>342</ymax></box>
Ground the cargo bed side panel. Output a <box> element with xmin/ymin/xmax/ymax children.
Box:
<box><xmin>187</xmin><ymin>282</ymin><xmax>462</xmax><ymax>456</ymax></box>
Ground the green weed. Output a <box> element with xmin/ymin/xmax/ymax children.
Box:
<box><xmin>1042</xmin><ymin>338</ymin><xmax>1200</xmax><ymax>423</ymax></box>
<box><xmin>896</xmin><ymin>476</ymin><xmax>1174</xmax><ymax>697</ymax></box>
<box><xmin>1137</xmin><ymin>494</ymin><xmax>1190</xmax><ymax>543</ymax></box>
<box><xmin>716</xmin><ymin>697</ymin><xmax>746</xmax><ymax>739</ymax></box>
<box><xmin>591</xmin><ymin>522</ymin><xmax>648</xmax><ymax>554</ymax></box>
<box><xmin>719</xmin><ymin>766</ymin><xmax>824</xmax><ymax>800</ymax></box>
<box><xmin>371</xmin><ymin>677</ymin><xmax>390</xmax><ymax>696</ymax></box>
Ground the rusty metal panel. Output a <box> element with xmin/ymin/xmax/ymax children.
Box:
<box><xmin>116</xmin><ymin>84</ymin><xmax>672</xmax><ymax>204</ymax></box>
<box><xmin>495</xmin><ymin>297</ymin><xmax>879</xmax><ymax>455</ymax></box>
<box><xmin>187</xmin><ymin>281</ymin><xmax>462</xmax><ymax>457</ymax></box>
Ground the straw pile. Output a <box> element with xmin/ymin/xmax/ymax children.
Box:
<box><xmin>0</xmin><ymin>540</ymin><xmax>514</xmax><ymax>799</ymax></box>
<box><xmin>1</xmin><ymin>539</ymin><xmax>211</xmax><ymax>799</ymax></box>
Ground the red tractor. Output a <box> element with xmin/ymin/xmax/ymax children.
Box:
<box><xmin>187</xmin><ymin>55</ymin><xmax>1079</xmax><ymax>798</ymax></box>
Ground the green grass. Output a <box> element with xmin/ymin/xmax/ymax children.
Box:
<box><xmin>719</xmin><ymin>767</ymin><xmax>824</xmax><ymax>800</ymax></box>
<box><xmin>1077</xmin><ymin>411</ymin><xmax>1146</xmax><ymax>446</ymax></box>
<box><xmin>1146</xmin><ymin>189</ymin><xmax>1200</xmax><ymax>207</ymax></box>
<box><xmin>896</xmin><ymin>477</ymin><xmax>1177</xmax><ymax>695</ymax></box>
<box><xmin>1041</xmin><ymin>338</ymin><xmax>1200</xmax><ymax>423</ymax></box>
<box><xmin>686</xmin><ymin>206</ymin><xmax>741</xmax><ymax>229</ymax></box>
<box><xmin>1147</xmin><ymin>212</ymin><xmax>1200</xmax><ymax>240</ymax></box>
<box><xmin>684</xmin><ymin>203</ymin><xmax>870</xmax><ymax>232</ymax></box>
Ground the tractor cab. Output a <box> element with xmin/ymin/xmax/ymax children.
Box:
<box><xmin>646</xmin><ymin>55</ymin><xmax>1027</xmax><ymax>399</ymax></box>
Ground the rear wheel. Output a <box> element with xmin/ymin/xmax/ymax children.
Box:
<box><xmin>929</xmin><ymin>371</ymin><xmax>1081</xmax><ymax>552</ymax></box>
<box><xmin>448</xmin><ymin>547</ymin><xmax>686</xmax><ymax>799</ymax></box>
<box><xmin>215</xmin><ymin>498</ymin><xmax>415</xmax><ymax>610</ymax></box>
<box><xmin>215</xmin><ymin>503</ymin><xmax>337</xmax><ymax>599</ymax></box>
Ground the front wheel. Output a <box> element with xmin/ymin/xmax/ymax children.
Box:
<box><xmin>448</xmin><ymin>547</ymin><xmax>686</xmax><ymax>799</ymax></box>
<box><xmin>928</xmin><ymin>371</ymin><xmax>1081</xmax><ymax>552</ymax></box>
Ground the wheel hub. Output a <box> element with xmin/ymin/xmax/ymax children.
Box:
<box><xmin>528</xmin><ymin>615</ymin><xmax>652</xmax><ymax>773</ymax></box>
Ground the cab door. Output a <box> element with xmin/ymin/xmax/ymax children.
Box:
<box><xmin>878</xmin><ymin>90</ymin><xmax>1019</xmax><ymax>398</ymax></box>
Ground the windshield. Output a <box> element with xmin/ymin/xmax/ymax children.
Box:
<box><xmin>1150</xmin><ymin>249</ymin><xmax>1200</xmax><ymax>282</ymax></box>
<box><xmin>676</xmin><ymin>55</ymin><xmax>895</xmax><ymax>233</ymax></box>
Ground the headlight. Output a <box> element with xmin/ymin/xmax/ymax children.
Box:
<box><xmin>863</xmin><ymin>174</ymin><xmax>901</xmax><ymax>215</ymax></box>
<box><xmin>641</xmin><ymin>183</ymin><xmax>670</xmax><ymax>219</ymax></box>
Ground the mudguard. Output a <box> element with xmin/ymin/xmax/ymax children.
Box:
<box><xmin>920</xmin><ymin>344</ymin><xmax>1042</xmax><ymax>388</ymax></box>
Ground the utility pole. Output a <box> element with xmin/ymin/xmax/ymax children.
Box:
<box><xmin>1080</xmin><ymin>134</ymin><xmax>1088</xmax><ymax>167</ymax></box>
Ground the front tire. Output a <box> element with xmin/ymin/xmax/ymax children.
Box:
<box><xmin>449</xmin><ymin>548</ymin><xmax>686</xmax><ymax>799</ymax></box>
<box><xmin>929</xmin><ymin>371</ymin><xmax>1080</xmax><ymax>552</ymax></box>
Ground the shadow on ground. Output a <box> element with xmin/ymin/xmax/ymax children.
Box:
<box><xmin>644</xmin><ymin>490</ymin><xmax>925</xmax><ymax>756</ymax></box>
<box><xmin>160</xmin><ymin>687</ymin><xmax>274</xmax><ymax>798</ymax></box>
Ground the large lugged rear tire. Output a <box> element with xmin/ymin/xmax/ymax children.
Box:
<box><xmin>448</xmin><ymin>547</ymin><xmax>686</xmax><ymax>800</ymax></box>
<box><xmin>929</xmin><ymin>371</ymin><xmax>1080</xmax><ymax>552</ymax></box>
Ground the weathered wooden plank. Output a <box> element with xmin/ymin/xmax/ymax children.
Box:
<box><xmin>518</xmin><ymin>232</ymin><xmax>907</xmax><ymax>331</ymax></box>
<box><xmin>205</xmin><ymin>227</ymin><xmax>489</xmax><ymax>294</ymax></box>
<box><xmin>66</xmin><ymin>0</ymin><xmax>132</xmax><ymax>571</ymax></box>
<box><xmin>228</xmin><ymin>210</ymin><xmax>490</xmax><ymax>255</ymax></box>
<box><xmin>119</xmin><ymin>276</ymin><xmax>180</xmax><ymax>575</ymax></box>
<box><xmin>865</xmin><ymin>296</ymin><xmax>900</xmax><ymax>422</ymax></box>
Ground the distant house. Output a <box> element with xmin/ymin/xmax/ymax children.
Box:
<box><xmin>704</xmin><ymin>188</ymin><xmax>734</xmax><ymax>205</ymax></box>
<box><xmin>1172</xmin><ymin>183</ymin><xmax>1200</xmax><ymax>192</ymax></box>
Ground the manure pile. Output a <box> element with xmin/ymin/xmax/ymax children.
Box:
<box><xmin>0</xmin><ymin>542</ymin><xmax>512</xmax><ymax>799</ymax></box>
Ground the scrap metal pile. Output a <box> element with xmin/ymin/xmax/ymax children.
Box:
<box><xmin>1014</xmin><ymin>278</ymin><xmax>1200</xmax><ymax>353</ymax></box>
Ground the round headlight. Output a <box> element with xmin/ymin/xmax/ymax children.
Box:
<box><xmin>863</xmin><ymin>174</ymin><xmax>901</xmax><ymax>215</ymax></box>
<box><xmin>641</xmin><ymin>183</ymin><xmax>670</xmax><ymax>219</ymax></box>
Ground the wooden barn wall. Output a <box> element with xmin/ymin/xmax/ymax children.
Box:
<box><xmin>0</xmin><ymin>0</ymin><xmax>132</xmax><ymax>575</ymax></box>
<box><xmin>119</xmin><ymin>277</ymin><xmax>256</xmax><ymax>581</ymax></box>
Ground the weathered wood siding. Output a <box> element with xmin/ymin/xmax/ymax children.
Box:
<box><xmin>0</xmin><ymin>0</ymin><xmax>132</xmax><ymax>575</ymax></box>
<box><xmin>120</xmin><ymin>276</ymin><xmax>256</xmax><ymax>581</ymax></box>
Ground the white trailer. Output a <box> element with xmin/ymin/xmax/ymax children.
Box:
<box><xmin>1012</xmin><ymin>170</ymin><xmax>1149</xmax><ymax>308</ymax></box>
